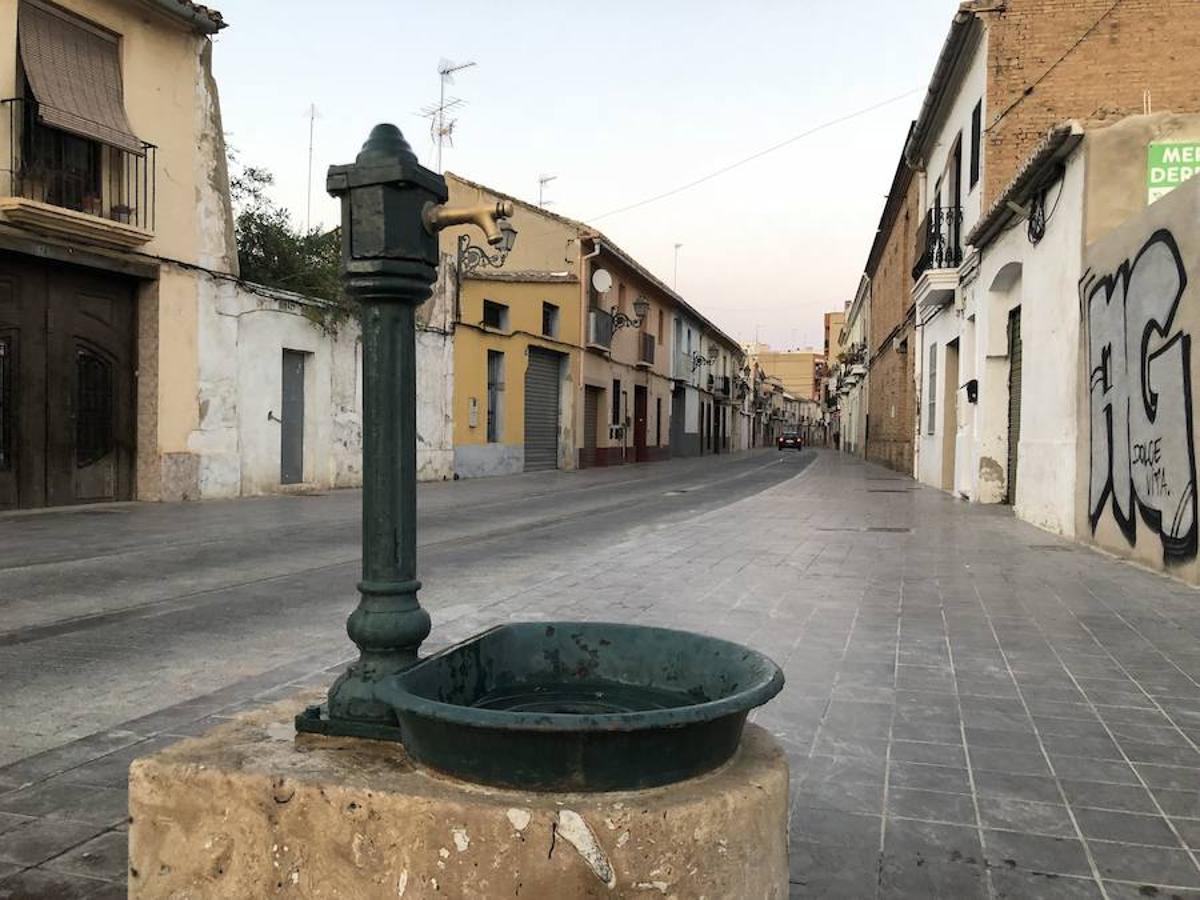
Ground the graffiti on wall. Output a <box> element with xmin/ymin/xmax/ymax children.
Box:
<box><xmin>1083</xmin><ymin>229</ymin><xmax>1197</xmax><ymax>563</ymax></box>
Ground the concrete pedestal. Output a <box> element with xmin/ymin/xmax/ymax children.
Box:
<box><xmin>128</xmin><ymin>693</ymin><xmax>789</xmax><ymax>899</ymax></box>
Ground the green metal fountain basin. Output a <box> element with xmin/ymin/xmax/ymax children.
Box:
<box><xmin>372</xmin><ymin>621</ymin><xmax>785</xmax><ymax>791</ymax></box>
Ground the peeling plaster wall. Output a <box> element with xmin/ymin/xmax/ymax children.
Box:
<box><xmin>177</xmin><ymin>272</ymin><xmax>456</xmax><ymax>498</ymax></box>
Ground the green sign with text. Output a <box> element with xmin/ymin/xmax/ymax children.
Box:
<box><xmin>1148</xmin><ymin>142</ymin><xmax>1200</xmax><ymax>203</ymax></box>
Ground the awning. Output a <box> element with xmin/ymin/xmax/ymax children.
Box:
<box><xmin>18</xmin><ymin>0</ymin><xmax>144</xmax><ymax>156</ymax></box>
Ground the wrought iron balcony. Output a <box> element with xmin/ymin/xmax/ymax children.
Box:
<box><xmin>587</xmin><ymin>307</ymin><xmax>614</xmax><ymax>351</ymax></box>
<box><xmin>714</xmin><ymin>375</ymin><xmax>732</xmax><ymax>398</ymax></box>
<box><xmin>912</xmin><ymin>204</ymin><xmax>962</xmax><ymax>281</ymax></box>
<box><xmin>2</xmin><ymin>98</ymin><xmax>156</xmax><ymax>232</ymax></box>
<box><xmin>638</xmin><ymin>332</ymin><xmax>655</xmax><ymax>366</ymax></box>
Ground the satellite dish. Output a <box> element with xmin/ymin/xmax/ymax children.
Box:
<box><xmin>591</xmin><ymin>268</ymin><xmax>613</xmax><ymax>294</ymax></box>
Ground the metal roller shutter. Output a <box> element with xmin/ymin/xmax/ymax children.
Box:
<box><xmin>523</xmin><ymin>347</ymin><xmax>560</xmax><ymax>471</ymax></box>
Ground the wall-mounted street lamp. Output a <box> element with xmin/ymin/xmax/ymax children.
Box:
<box><xmin>691</xmin><ymin>344</ymin><xmax>719</xmax><ymax>371</ymax></box>
<box><xmin>455</xmin><ymin>204</ymin><xmax>518</xmax><ymax>277</ymax></box>
<box><xmin>612</xmin><ymin>294</ymin><xmax>651</xmax><ymax>331</ymax></box>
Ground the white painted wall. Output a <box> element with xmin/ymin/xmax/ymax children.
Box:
<box><xmin>187</xmin><ymin>272</ymin><xmax>455</xmax><ymax>499</ymax></box>
<box><xmin>976</xmin><ymin>151</ymin><xmax>1086</xmax><ymax>535</ymax></box>
<box><xmin>915</xmin><ymin>306</ymin><xmax>960</xmax><ymax>488</ymax></box>
<box><xmin>921</xmin><ymin>30</ymin><xmax>987</xmax><ymax>238</ymax></box>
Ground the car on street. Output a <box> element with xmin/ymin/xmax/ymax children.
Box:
<box><xmin>777</xmin><ymin>431</ymin><xmax>802</xmax><ymax>450</ymax></box>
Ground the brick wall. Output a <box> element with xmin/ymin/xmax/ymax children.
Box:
<box><xmin>866</xmin><ymin>173</ymin><xmax>921</xmax><ymax>474</ymax></box>
<box><xmin>983</xmin><ymin>0</ymin><xmax>1200</xmax><ymax>208</ymax></box>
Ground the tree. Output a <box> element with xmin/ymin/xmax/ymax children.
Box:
<box><xmin>228</xmin><ymin>154</ymin><xmax>350</xmax><ymax>329</ymax></box>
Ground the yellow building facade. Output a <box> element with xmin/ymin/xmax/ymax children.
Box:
<box><xmin>0</xmin><ymin>0</ymin><xmax>233</xmax><ymax>508</ymax></box>
<box><xmin>441</xmin><ymin>173</ymin><xmax>744</xmax><ymax>476</ymax></box>
<box><xmin>452</xmin><ymin>275</ymin><xmax>581</xmax><ymax>476</ymax></box>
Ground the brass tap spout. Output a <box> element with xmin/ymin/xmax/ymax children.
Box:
<box><xmin>423</xmin><ymin>201</ymin><xmax>514</xmax><ymax>245</ymax></box>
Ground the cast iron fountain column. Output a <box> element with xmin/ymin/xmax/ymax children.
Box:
<box><xmin>299</xmin><ymin>124</ymin><xmax>445</xmax><ymax>736</ymax></box>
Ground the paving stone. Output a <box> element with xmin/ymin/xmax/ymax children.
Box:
<box><xmin>0</xmin><ymin>818</ymin><xmax>105</xmax><ymax>866</ymax></box>
<box><xmin>989</xmin><ymin>869</ymin><xmax>1104</xmax><ymax>899</ymax></box>
<box><xmin>889</xmin><ymin>740</ymin><xmax>965</xmax><ymax>768</ymax></box>
<box><xmin>1135</xmin><ymin>763</ymin><xmax>1200</xmax><ymax>792</ymax></box>
<box><xmin>1059</xmin><ymin>779</ymin><xmax>1158</xmax><ymax>813</ymax></box>
<box><xmin>788</xmin><ymin>840</ymin><xmax>879</xmax><ymax>899</ymax></box>
<box><xmin>975</xmin><ymin>771</ymin><xmax>1064</xmax><ymax>804</ymax></box>
<box><xmin>1048</xmin><ymin>754</ymin><xmax>1140</xmax><ymax>785</ymax></box>
<box><xmin>1072</xmin><ymin>808</ymin><xmax>1183</xmax><ymax>847</ymax></box>
<box><xmin>978</xmin><ymin>796</ymin><xmax>1078</xmax><ymax>838</ymax></box>
<box><xmin>982</xmin><ymin>829</ymin><xmax>1094</xmax><ymax>877</ymax></box>
<box><xmin>790</xmin><ymin>807</ymin><xmax>881</xmax><ymax>848</ymax></box>
<box><xmin>0</xmin><ymin>868</ymin><xmax>123</xmax><ymax>899</ymax></box>
<box><xmin>887</xmin><ymin>787</ymin><xmax>977</xmax><ymax>825</ymax></box>
<box><xmin>0</xmin><ymin>782</ymin><xmax>126</xmax><ymax>827</ymax></box>
<box><xmin>42</xmin><ymin>829</ymin><xmax>128</xmax><ymax>882</ymax></box>
<box><xmin>1088</xmin><ymin>840</ymin><xmax>1200</xmax><ymax>887</ymax></box>
<box><xmin>887</xmin><ymin>760</ymin><xmax>972</xmax><ymax>794</ymax></box>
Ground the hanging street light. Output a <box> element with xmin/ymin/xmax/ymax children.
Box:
<box><xmin>612</xmin><ymin>293</ymin><xmax>651</xmax><ymax>331</ymax></box>
<box><xmin>457</xmin><ymin>213</ymin><xmax>518</xmax><ymax>277</ymax></box>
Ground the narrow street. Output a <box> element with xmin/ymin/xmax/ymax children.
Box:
<box><xmin>0</xmin><ymin>449</ymin><xmax>808</xmax><ymax>763</ymax></box>
<box><xmin>1</xmin><ymin>450</ymin><xmax>1199</xmax><ymax>897</ymax></box>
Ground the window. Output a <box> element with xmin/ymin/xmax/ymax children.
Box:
<box><xmin>482</xmin><ymin>299</ymin><xmax>509</xmax><ymax>331</ymax></box>
<box><xmin>541</xmin><ymin>302</ymin><xmax>559</xmax><ymax>338</ymax></box>
<box><xmin>486</xmin><ymin>350</ymin><xmax>504</xmax><ymax>442</ymax></box>
<box><xmin>655</xmin><ymin>397</ymin><xmax>662</xmax><ymax>446</ymax></box>
<box><xmin>927</xmin><ymin>344</ymin><xmax>938</xmax><ymax>435</ymax></box>
<box><xmin>657</xmin><ymin>309</ymin><xmax>664</xmax><ymax>345</ymax></box>
<box><xmin>16</xmin><ymin>2</ymin><xmax>152</xmax><ymax>227</ymax></box>
<box><xmin>76</xmin><ymin>346</ymin><xmax>114</xmax><ymax>466</ymax></box>
<box><xmin>611</xmin><ymin>379</ymin><xmax>621</xmax><ymax>425</ymax></box>
<box><xmin>970</xmin><ymin>100</ymin><xmax>982</xmax><ymax>189</ymax></box>
<box><xmin>0</xmin><ymin>336</ymin><xmax>10</xmax><ymax>471</ymax></box>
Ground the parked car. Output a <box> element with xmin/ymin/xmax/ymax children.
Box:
<box><xmin>778</xmin><ymin>431</ymin><xmax>802</xmax><ymax>450</ymax></box>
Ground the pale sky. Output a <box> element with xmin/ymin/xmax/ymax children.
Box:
<box><xmin>211</xmin><ymin>1</ymin><xmax>954</xmax><ymax>350</ymax></box>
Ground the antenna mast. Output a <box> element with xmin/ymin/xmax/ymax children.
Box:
<box><xmin>425</xmin><ymin>59</ymin><xmax>476</xmax><ymax>172</ymax></box>
<box><xmin>305</xmin><ymin>103</ymin><xmax>319</xmax><ymax>233</ymax></box>
<box><xmin>538</xmin><ymin>173</ymin><xmax>557</xmax><ymax>208</ymax></box>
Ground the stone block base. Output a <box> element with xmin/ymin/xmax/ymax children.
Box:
<box><xmin>128</xmin><ymin>692</ymin><xmax>788</xmax><ymax>898</ymax></box>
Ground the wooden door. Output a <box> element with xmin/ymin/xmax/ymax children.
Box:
<box><xmin>633</xmin><ymin>385</ymin><xmax>647</xmax><ymax>461</ymax></box>
<box><xmin>0</xmin><ymin>253</ymin><xmax>135</xmax><ymax>510</ymax></box>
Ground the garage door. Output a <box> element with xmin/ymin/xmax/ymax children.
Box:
<box><xmin>523</xmin><ymin>347</ymin><xmax>560</xmax><ymax>472</ymax></box>
<box><xmin>0</xmin><ymin>253</ymin><xmax>136</xmax><ymax>510</ymax></box>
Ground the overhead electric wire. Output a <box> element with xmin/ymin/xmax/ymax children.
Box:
<box><xmin>586</xmin><ymin>87</ymin><xmax>923</xmax><ymax>223</ymax></box>
<box><xmin>987</xmin><ymin>0</ymin><xmax>1124</xmax><ymax>132</ymax></box>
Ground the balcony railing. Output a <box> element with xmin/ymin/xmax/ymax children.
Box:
<box><xmin>2</xmin><ymin>98</ymin><xmax>156</xmax><ymax>231</ymax></box>
<box><xmin>587</xmin><ymin>307</ymin><xmax>614</xmax><ymax>350</ymax></box>
<box><xmin>638</xmin><ymin>332</ymin><xmax>655</xmax><ymax>366</ymax></box>
<box><xmin>714</xmin><ymin>375</ymin><xmax>731</xmax><ymax>398</ymax></box>
<box><xmin>912</xmin><ymin>204</ymin><xmax>962</xmax><ymax>282</ymax></box>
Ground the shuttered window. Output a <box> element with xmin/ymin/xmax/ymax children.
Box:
<box><xmin>18</xmin><ymin>0</ymin><xmax>143</xmax><ymax>155</ymax></box>
<box><xmin>927</xmin><ymin>344</ymin><xmax>937</xmax><ymax>436</ymax></box>
<box><xmin>970</xmin><ymin>100</ymin><xmax>982</xmax><ymax>189</ymax></box>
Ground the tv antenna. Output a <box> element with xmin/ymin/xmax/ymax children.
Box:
<box><xmin>538</xmin><ymin>173</ymin><xmax>557</xmax><ymax>208</ymax></box>
<box><xmin>422</xmin><ymin>58</ymin><xmax>476</xmax><ymax>172</ymax></box>
<box><xmin>304</xmin><ymin>103</ymin><xmax>320</xmax><ymax>232</ymax></box>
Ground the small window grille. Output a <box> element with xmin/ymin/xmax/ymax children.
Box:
<box><xmin>76</xmin><ymin>347</ymin><xmax>114</xmax><ymax>467</ymax></box>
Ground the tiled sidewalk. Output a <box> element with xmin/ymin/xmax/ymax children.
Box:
<box><xmin>1</xmin><ymin>450</ymin><xmax>1199</xmax><ymax>897</ymax></box>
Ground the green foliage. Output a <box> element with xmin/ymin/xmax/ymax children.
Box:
<box><xmin>229</xmin><ymin>154</ymin><xmax>351</xmax><ymax>330</ymax></box>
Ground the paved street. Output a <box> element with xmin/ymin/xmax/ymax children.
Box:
<box><xmin>2</xmin><ymin>449</ymin><xmax>1200</xmax><ymax>898</ymax></box>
